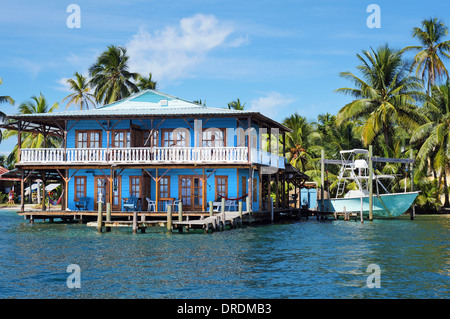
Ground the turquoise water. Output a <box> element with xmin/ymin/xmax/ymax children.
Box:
<box><xmin>0</xmin><ymin>210</ymin><xmax>448</xmax><ymax>299</ymax></box>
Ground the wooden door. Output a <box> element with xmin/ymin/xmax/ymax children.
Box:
<box><xmin>112</xmin><ymin>176</ymin><xmax>121</xmax><ymax>211</ymax></box>
<box><xmin>94</xmin><ymin>176</ymin><xmax>110</xmax><ymax>210</ymax></box>
<box><xmin>179</xmin><ymin>176</ymin><xmax>203</xmax><ymax>211</ymax></box>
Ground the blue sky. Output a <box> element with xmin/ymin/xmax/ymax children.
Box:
<box><xmin>0</xmin><ymin>0</ymin><xmax>449</xmax><ymax>155</ymax></box>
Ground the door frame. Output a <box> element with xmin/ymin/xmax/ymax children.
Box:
<box><xmin>178</xmin><ymin>175</ymin><xmax>203</xmax><ymax>211</ymax></box>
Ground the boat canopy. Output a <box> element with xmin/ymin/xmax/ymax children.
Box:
<box><xmin>340</xmin><ymin>149</ymin><xmax>368</xmax><ymax>154</ymax></box>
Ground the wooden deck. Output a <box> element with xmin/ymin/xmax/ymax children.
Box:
<box><xmin>16</xmin><ymin>207</ymin><xmax>334</xmax><ymax>234</ymax></box>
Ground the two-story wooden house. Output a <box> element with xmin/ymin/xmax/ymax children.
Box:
<box><xmin>2</xmin><ymin>90</ymin><xmax>308</xmax><ymax>219</ymax></box>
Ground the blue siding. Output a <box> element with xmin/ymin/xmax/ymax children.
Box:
<box><xmin>68</xmin><ymin>167</ymin><xmax>260</xmax><ymax>212</ymax></box>
<box><xmin>67</xmin><ymin>118</ymin><xmax>260</xmax><ymax>148</ymax></box>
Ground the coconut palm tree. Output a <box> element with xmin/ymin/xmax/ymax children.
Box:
<box><xmin>402</xmin><ymin>18</ymin><xmax>450</xmax><ymax>94</ymax></box>
<box><xmin>411</xmin><ymin>81</ymin><xmax>450</xmax><ymax>206</ymax></box>
<box><xmin>227</xmin><ymin>98</ymin><xmax>245</xmax><ymax>110</ymax></box>
<box><xmin>2</xmin><ymin>93</ymin><xmax>60</xmax><ymax>166</ymax></box>
<box><xmin>0</xmin><ymin>77</ymin><xmax>14</xmax><ymax>143</ymax></box>
<box><xmin>336</xmin><ymin>44</ymin><xmax>425</xmax><ymax>152</ymax></box>
<box><xmin>62</xmin><ymin>72</ymin><xmax>96</xmax><ymax>110</ymax></box>
<box><xmin>88</xmin><ymin>45</ymin><xmax>139</xmax><ymax>105</ymax></box>
<box><xmin>283</xmin><ymin>112</ymin><xmax>321</xmax><ymax>172</ymax></box>
<box><xmin>136</xmin><ymin>72</ymin><xmax>157</xmax><ymax>90</ymax></box>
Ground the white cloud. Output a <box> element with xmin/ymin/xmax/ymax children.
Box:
<box><xmin>126</xmin><ymin>14</ymin><xmax>240</xmax><ymax>83</ymax></box>
<box><xmin>248</xmin><ymin>92</ymin><xmax>295</xmax><ymax>121</ymax></box>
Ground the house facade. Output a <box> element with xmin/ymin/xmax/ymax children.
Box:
<box><xmin>3</xmin><ymin>90</ymin><xmax>308</xmax><ymax>215</ymax></box>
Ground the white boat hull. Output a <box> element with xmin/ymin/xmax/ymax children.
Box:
<box><xmin>319</xmin><ymin>192</ymin><xmax>419</xmax><ymax>218</ymax></box>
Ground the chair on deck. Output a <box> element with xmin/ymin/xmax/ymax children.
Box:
<box><xmin>123</xmin><ymin>196</ymin><xmax>140</xmax><ymax>211</ymax></box>
<box><xmin>75</xmin><ymin>197</ymin><xmax>89</xmax><ymax>211</ymax></box>
<box><xmin>146</xmin><ymin>197</ymin><xmax>156</xmax><ymax>212</ymax></box>
<box><xmin>173</xmin><ymin>199</ymin><xmax>181</xmax><ymax>211</ymax></box>
<box><xmin>225</xmin><ymin>200</ymin><xmax>238</xmax><ymax>211</ymax></box>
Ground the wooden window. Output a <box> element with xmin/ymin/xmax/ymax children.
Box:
<box><xmin>129</xmin><ymin>176</ymin><xmax>141</xmax><ymax>198</ymax></box>
<box><xmin>237</xmin><ymin>128</ymin><xmax>257</xmax><ymax>148</ymax></box>
<box><xmin>112</xmin><ymin>130</ymin><xmax>130</xmax><ymax>148</ymax></box>
<box><xmin>162</xmin><ymin>129</ymin><xmax>187</xmax><ymax>147</ymax></box>
<box><xmin>143</xmin><ymin>130</ymin><xmax>159</xmax><ymax>147</ymax></box>
<box><xmin>202</xmin><ymin>128</ymin><xmax>226</xmax><ymax>147</ymax></box>
<box><xmin>75</xmin><ymin>130</ymin><xmax>102</xmax><ymax>148</ymax></box>
<box><xmin>215</xmin><ymin>176</ymin><xmax>228</xmax><ymax>200</ymax></box>
<box><xmin>159</xmin><ymin>176</ymin><xmax>170</xmax><ymax>198</ymax></box>
<box><xmin>74</xmin><ymin>176</ymin><xmax>87</xmax><ymax>200</ymax></box>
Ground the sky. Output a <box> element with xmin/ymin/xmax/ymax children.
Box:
<box><xmin>0</xmin><ymin>0</ymin><xmax>449</xmax><ymax>155</ymax></box>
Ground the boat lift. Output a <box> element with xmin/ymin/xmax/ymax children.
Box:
<box><xmin>320</xmin><ymin>146</ymin><xmax>416</xmax><ymax>220</ymax></box>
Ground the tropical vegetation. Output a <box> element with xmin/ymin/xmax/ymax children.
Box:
<box><xmin>1</xmin><ymin>17</ymin><xmax>450</xmax><ymax>213</ymax></box>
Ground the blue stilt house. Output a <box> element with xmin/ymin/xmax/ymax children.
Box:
<box><xmin>5</xmin><ymin>90</ymin><xmax>309</xmax><ymax>216</ymax></box>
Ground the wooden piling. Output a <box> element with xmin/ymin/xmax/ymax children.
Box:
<box><xmin>221</xmin><ymin>197</ymin><xmax>225</xmax><ymax>213</ymax></box>
<box><xmin>209</xmin><ymin>201</ymin><xmax>213</xmax><ymax>217</ymax></box>
<box><xmin>238</xmin><ymin>201</ymin><xmax>243</xmax><ymax>226</ymax></box>
<box><xmin>166</xmin><ymin>205</ymin><xmax>172</xmax><ymax>231</ymax></box>
<box><xmin>132</xmin><ymin>211</ymin><xmax>137</xmax><ymax>234</ymax></box>
<box><xmin>321</xmin><ymin>149</ymin><xmax>325</xmax><ymax>212</ymax></box>
<box><xmin>410</xmin><ymin>150</ymin><xmax>415</xmax><ymax>220</ymax></box>
<box><xmin>178</xmin><ymin>201</ymin><xmax>183</xmax><ymax>222</ymax></box>
<box><xmin>97</xmin><ymin>201</ymin><xmax>103</xmax><ymax>233</ymax></box>
<box><xmin>246</xmin><ymin>197</ymin><xmax>251</xmax><ymax>215</ymax></box>
<box><xmin>106</xmin><ymin>203</ymin><xmax>111</xmax><ymax>232</ymax></box>
<box><xmin>368</xmin><ymin>145</ymin><xmax>374</xmax><ymax>221</ymax></box>
<box><xmin>343</xmin><ymin>206</ymin><xmax>348</xmax><ymax>221</ymax></box>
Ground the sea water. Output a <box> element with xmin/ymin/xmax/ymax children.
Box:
<box><xmin>0</xmin><ymin>210</ymin><xmax>448</xmax><ymax>299</ymax></box>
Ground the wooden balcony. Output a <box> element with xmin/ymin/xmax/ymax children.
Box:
<box><xmin>19</xmin><ymin>147</ymin><xmax>285</xmax><ymax>168</ymax></box>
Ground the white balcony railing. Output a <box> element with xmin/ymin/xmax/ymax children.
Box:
<box><xmin>20</xmin><ymin>147</ymin><xmax>286</xmax><ymax>168</ymax></box>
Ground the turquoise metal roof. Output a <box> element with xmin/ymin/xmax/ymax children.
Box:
<box><xmin>6</xmin><ymin>89</ymin><xmax>291</xmax><ymax>132</ymax></box>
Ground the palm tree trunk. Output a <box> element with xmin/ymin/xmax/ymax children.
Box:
<box><xmin>444</xmin><ymin>168</ymin><xmax>450</xmax><ymax>207</ymax></box>
<box><xmin>383</xmin><ymin>124</ymin><xmax>390</xmax><ymax>151</ymax></box>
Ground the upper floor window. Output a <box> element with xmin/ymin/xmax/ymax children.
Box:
<box><xmin>202</xmin><ymin>128</ymin><xmax>226</xmax><ymax>147</ymax></box>
<box><xmin>143</xmin><ymin>130</ymin><xmax>159</xmax><ymax>147</ymax></box>
<box><xmin>162</xmin><ymin>129</ymin><xmax>187</xmax><ymax>147</ymax></box>
<box><xmin>75</xmin><ymin>130</ymin><xmax>102</xmax><ymax>148</ymax></box>
<box><xmin>112</xmin><ymin>130</ymin><xmax>130</xmax><ymax>148</ymax></box>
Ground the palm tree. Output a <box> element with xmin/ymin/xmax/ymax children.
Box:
<box><xmin>62</xmin><ymin>72</ymin><xmax>96</xmax><ymax>110</ymax></box>
<box><xmin>2</xmin><ymin>93</ymin><xmax>60</xmax><ymax>166</ymax></box>
<box><xmin>88</xmin><ymin>45</ymin><xmax>139</xmax><ymax>105</ymax></box>
<box><xmin>336</xmin><ymin>44</ymin><xmax>425</xmax><ymax>151</ymax></box>
<box><xmin>402</xmin><ymin>18</ymin><xmax>450</xmax><ymax>94</ymax></box>
<box><xmin>411</xmin><ymin>81</ymin><xmax>450</xmax><ymax>206</ymax></box>
<box><xmin>283</xmin><ymin>113</ymin><xmax>321</xmax><ymax>172</ymax></box>
<box><xmin>0</xmin><ymin>77</ymin><xmax>14</xmax><ymax>143</ymax></box>
<box><xmin>136</xmin><ymin>72</ymin><xmax>157</xmax><ymax>90</ymax></box>
<box><xmin>227</xmin><ymin>98</ymin><xmax>245</xmax><ymax>110</ymax></box>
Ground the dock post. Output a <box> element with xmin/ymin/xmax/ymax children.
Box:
<box><xmin>209</xmin><ymin>201</ymin><xmax>213</xmax><ymax>217</ymax></box>
<box><xmin>343</xmin><ymin>206</ymin><xmax>348</xmax><ymax>221</ymax></box>
<box><xmin>368</xmin><ymin>145</ymin><xmax>374</xmax><ymax>221</ymax></box>
<box><xmin>166</xmin><ymin>205</ymin><xmax>172</xmax><ymax>232</ymax></box>
<box><xmin>106</xmin><ymin>202</ymin><xmax>111</xmax><ymax>232</ymax></box>
<box><xmin>221</xmin><ymin>197</ymin><xmax>225</xmax><ymax>213</ymax></box>
<box><xmin>321</xmin><ymin>149</ymin><xmax>325</xmax><ymax>212</ymax></box>
<box><xmin>238</xmin><ymin>201</ymin><xmax>243</xmax><ymax>226</ymax></box>
<box><xmin>178</xmin><ymin>201</ymin><xmax>183</xmax><ymax>222</ymax></box>
<box><xmin>410</xmin><ymin>150</ymin><xmax>415</xmax><ymax>220</ymax></box>
<box><xmin>270</xmin><ymin>196</ymin><xmax>274</xmax><ymax>222</ymax></box>
<box><xmin>97</xmin><ymin>201</ymin><xmax>103</xmax><ymax>233</ymax></box>
<box><xmin>132</xmin><ymin>211</ymin><xmax>137</xmax><ymax>234</ymax></box>
<box><xmin>246</xmin><ymin>197</ymin><xmax>251</xmax><ymax>215</ymax></box>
